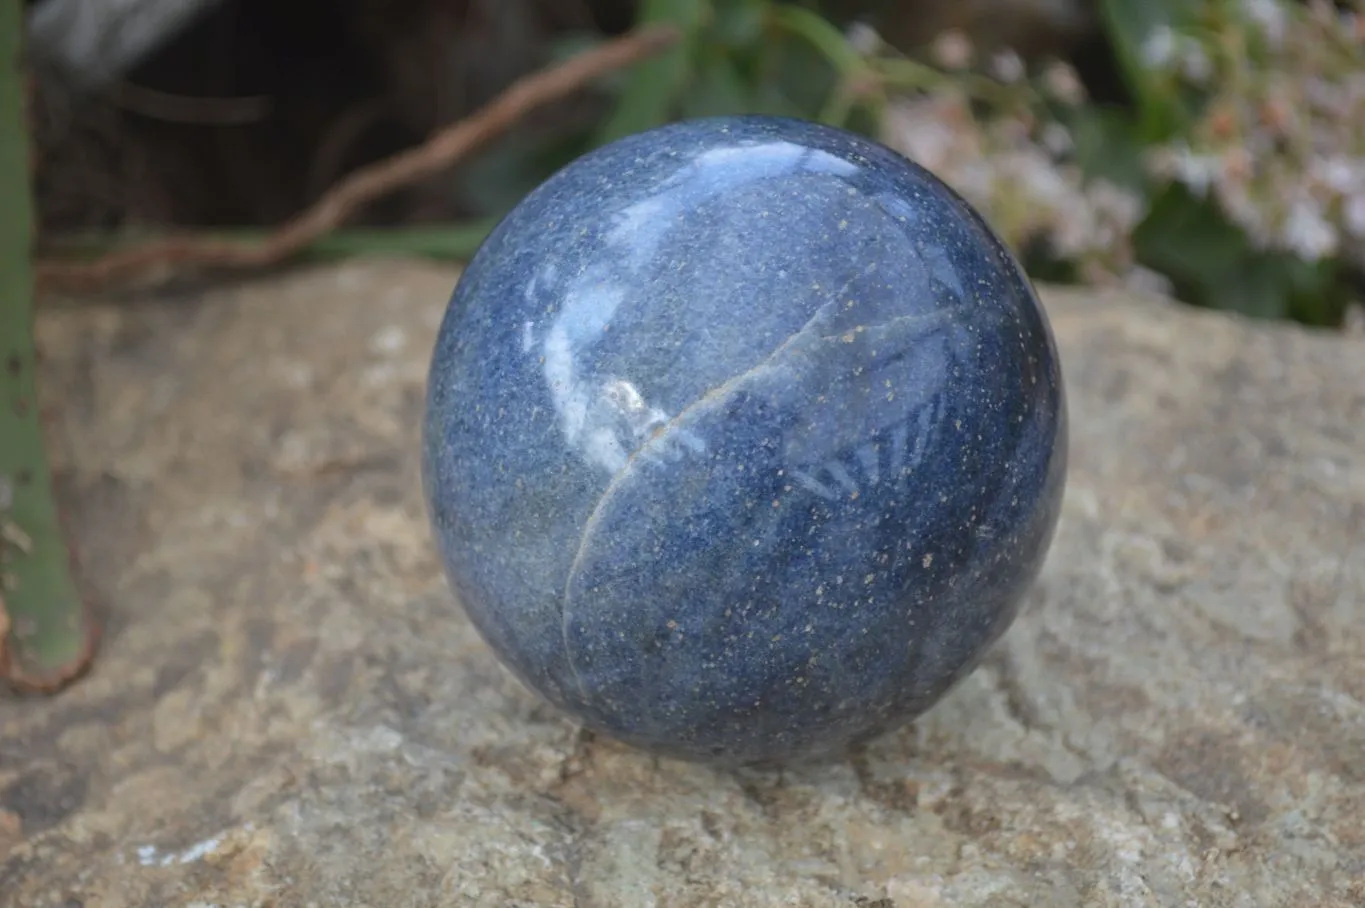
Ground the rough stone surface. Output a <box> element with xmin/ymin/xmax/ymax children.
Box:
<box><xmin>2</xmin><ymin>259</ymin><xmax>1363</xmax><ymax>907</ymax></box>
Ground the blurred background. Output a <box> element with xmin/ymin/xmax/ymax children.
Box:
<box><xmin>21</xmin><ymin>0</ymin><xmax>1365</xmax><ymax>328</ymax></box>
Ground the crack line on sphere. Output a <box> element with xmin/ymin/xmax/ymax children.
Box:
<box><xmin>557</xmin><ymin>271</ymin><xmax>872</xmax><ymax>701</ymax></box>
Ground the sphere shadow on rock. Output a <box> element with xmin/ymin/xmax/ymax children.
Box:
<box><xmin>423</xmin><ymin>115</ymin><xmax>1068</xmax><ymax>765</ymax></box>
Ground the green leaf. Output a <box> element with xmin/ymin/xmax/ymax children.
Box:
<box><xmin>1219</xmin><ymin>258</ymin><xmax>1291</xmax><ymax>320</ymax></box>
<box><xmin>546</xmin><ymin>30</ymin><xmax>609</xmax><ymax>64</ymax></box>
<box><xmin>1097</xmin><ymin>0</ymin><xmax>1196</xmax><ymax>141</ymax></box>
<box><xmin>455</xmin><ymin>127</ymin><xmax>594</xmax><ymax>217</ymax></box>
<box><xmin>1131</xmin><ymin>182</ymin><xmax>1352</xmax><ymax>323</ymax></box>
<box><xmin>713</xmin><ymin>0</ymin><xmax>766</xmax><ymax>48</ymax></box>
<box><xmin>1134</xmin><ymin>182</ymin><xmax>1248</xmax><ymax>285</ymax></box>
<box><xmin>1</xmin><ymin>0</ymin><xmax>99</xmax><ymax>692</ymax></box>
<box><xmin>595</xmin><ymin>0</ymin><xmax>705</xmax><ymax>144</ymax></box>
<box><xmin>765</xmin><ymin>18</ymin><xmax>842</xmax><ymax>119</ymax></box>
<box><xmin>747</xmin><ymin>80</ymin><xmax>813</xmax><ymax>119</ymax></box>
<box><xmin>678</xmin><ymin>50</ymin><xmax>756</xmax><ymax>118</ymax></box>
<box><xmin>1068</xmin><ymin>105</ymin><xmax>1150</xmax><ymax>192</ymax></box>
<box><xmin>770</xmin><ymin>3</ymin><xmax>864</xmax><ymax>77</ymax></box>
<box><xmin>1282</xmin><ymin>257</ymin><xmax>1350</xmax><ymax>328</ymax></box>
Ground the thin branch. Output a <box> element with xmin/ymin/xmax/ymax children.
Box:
<box><xmin>36</xmin><ymin>25</ymin><xmax>680</xmax><ymax>294</ymax></box>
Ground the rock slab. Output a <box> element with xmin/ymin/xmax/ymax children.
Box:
<box><xmin>2</xmin><ymin>260</ymin><xmax>1363</xmax><ymax>907</ymax></box>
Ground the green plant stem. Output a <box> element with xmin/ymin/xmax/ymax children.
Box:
<box><xmin>769</xmin><ymin>4</ymin><xmax>869</xmax><ymax>125</ymax></box>
<box><xmin>769</xmin><ymin>5</ymin><xmax>864</xmax><ymax>77</ymax></box>
<box><xmin>595</xmin><ymin>0</ymin><xmax>702</xmax><ymax>143</ymax></box>
<box><xmin>1</xmin><ymin>0</ymin><xmax>98</xmax><ymax>691</ymax></box>
<box><xmin>872</xmin><ymin>58</ymin><xmax>1025</xmax><ymax>109</ymax></box>
<box><xmin>770</xmin><ymin>7</ymin><xmax>1029</xmax><ymax>124</ymax></box>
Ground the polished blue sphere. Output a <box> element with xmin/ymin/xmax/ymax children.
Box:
<box><xmin>422</xmin><ymin>116</ymin><xmax>1067</xmax><ymax>764</ymax></box>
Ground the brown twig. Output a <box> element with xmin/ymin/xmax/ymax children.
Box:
<box><xmin>36</xmin><ymin>25</ymin><xmax>680</xmax><ymax>294</ymax></box>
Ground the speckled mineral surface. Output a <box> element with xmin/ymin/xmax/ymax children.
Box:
<box><xmin>423</xmin><ymin>117</ymin><xmax>1067</xmax><ymax>763</ymax></box>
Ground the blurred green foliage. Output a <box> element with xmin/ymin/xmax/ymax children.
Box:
<box><xmin>1093</xmin><ymin>0</ymin><xmax>1359</xmax><ymax>324</ymax></box>
<box><xmin>594</xmin><ymin>0</ymin><xmax>854</xmax><ymax>139</ymax></box>
<box><xmin>24</xmin><ymin>0</ymin><xmax>1364</xmax><ymax>329</ymax></box>
<box><xmin>455</xmin><ymin>0</ymin><xmax>870</xmax><ymax>216</ymax></box>
<box><xmin>470</xmin><ymin>0</ymin><xmax>1363</xmax><ymax>327</ymax></box>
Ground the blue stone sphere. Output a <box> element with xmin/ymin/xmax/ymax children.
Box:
<box><xmin>422</xmin><ymin>116</ymin><xmax>1067</xmax><ymax>764</ymax></box>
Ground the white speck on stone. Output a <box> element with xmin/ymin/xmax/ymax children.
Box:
<box><xmin>361</xmin><ymin>362</ymin><xmax>398</xmax><ymax>389</ymax></box>
<box><xmin>1096</xmin><ymin>813</ymin><xmax>1148</xmax><ymax>865</ymax></box>
<box><xmin>170</xmin><ymin>833</ymin><xmax>223</xmax><ymax>865</ymax></box>
<box><xmin>135</xmin><ymin>824</ymin><xmax>252</xmax><ymax>869</ymax></box>
<box><xmin>282</xmin><ymin>362</ymin><xmax>313</xmax><ymax>389</ymax></box>
<box><xmin>371</xmin><ymin>325</ymin><xmax>407</xmax><ymax>355</ymax></box>
<box><xmin>360</xmin><ymin>724</ymin><xmax>405</xmax><ymax>752</ymax></box>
